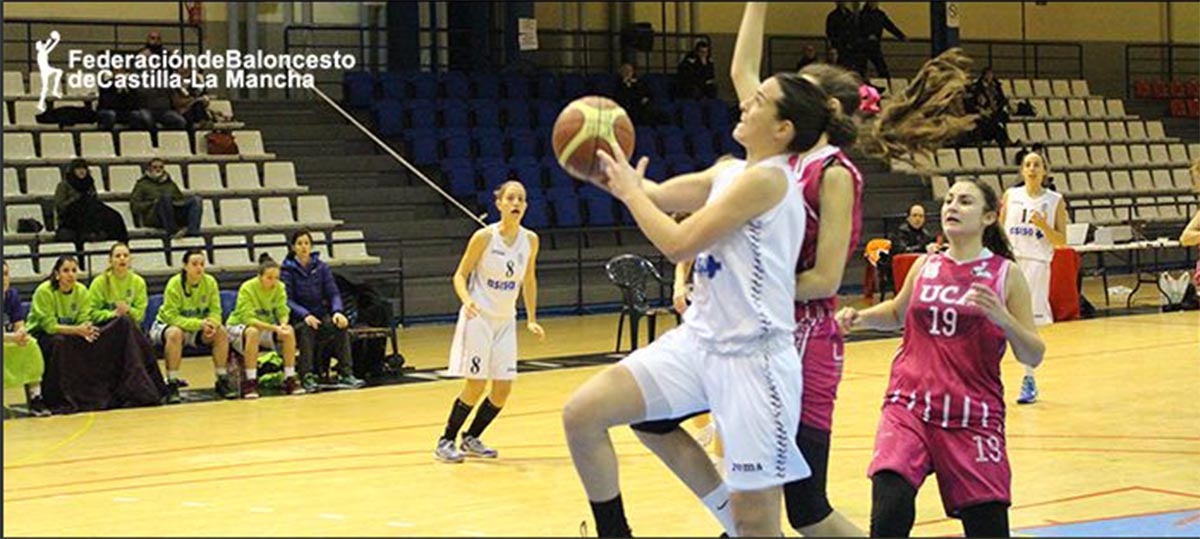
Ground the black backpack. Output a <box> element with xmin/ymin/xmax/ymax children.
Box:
<box><xmin>335</xmin><ymin>273</ymin><xmax>405</xmax><ymax>380</ymax></box>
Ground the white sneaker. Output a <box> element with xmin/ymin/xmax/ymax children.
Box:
<box><xmin>460</xmin><ymin>435</ymin><xmax>498</xmax><ymax>458</ymax></box>
<box><xmin>435</xmin><ymin>438</ymin><xmax>465</xmax><ymax>463</ymax></box>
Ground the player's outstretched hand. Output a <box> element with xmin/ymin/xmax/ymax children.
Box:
<box><xmin>527</xmin><ymin>321</ymin><xmax>546</xmax><ymax>341</ymax></box>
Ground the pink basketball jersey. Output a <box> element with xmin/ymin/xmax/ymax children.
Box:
<box><xmin>788</xmin><ymin>145</ymin><xmax>865</xmax><ymax>311</ymax></box>
<box><xmin>884</xmin><ymin>251</ymin><xmax>1012</xmax><ymax>430</ymax></box>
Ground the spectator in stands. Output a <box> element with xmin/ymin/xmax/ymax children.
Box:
<box><xmin>151</xmin><ymin>249</ymin><xmax>236</xmax><ymax>400</ymax></box>
<box><xmin>55</xmin><ymin>158</ymin><xmax>129</xmax><ymax>246</ymax></box>
<box><xmin>281</xmin><ymin>230</ymin><xmax>363</xmax><ymax>393</ymax></box>
<box><xmin>96</xmin><ymin>65</ymin><xmax>146</xmax><ymax>131</ymax></box>
<box><xmin>3</xmin><ymin>261</ymin><xmax>50</xmax><ymax>417</ymax></box>
<box><xmin>135</xmin><ymin>85</ymin><xmax>187</xmax><ymax>132</ymax></box>
<box><xmin>968</xmin><ymin>67</ymin><xmax>1011</xmax><ymax>150</ymax></box>
<box><xmin>616</xmin><ymin>63</ymin><xmax>654</xmax><ymax>126</ymax></box>
<box><xmin>676</xmin><ymin>40</ymin><xmax>716</xmax><ymax>99</ymax></box>
<box><xmin>795</xmin><ymin>45</ymin><xmax>820</xmax><ymax>71</ymax></box>
<box><xmin>857</xmin><ymin>2</ymin><xmax>906</xmax><ymax>78</ymax></box>
<box><xmin>26</xmin><ymin>256</ymin><xmax>165</xmax><ymax>414</ymax></box>
<box><xmin>140</xmin><ymin>30</ymin><xmax>165</xmax><ymax>56</ymax></box>
<box><xmin>891</xmin><ymin>203</ymin><xmax>940</xmax><ymax>254</ymax></box>
<box><xmin>825</xmin><ymin>2</ymin><xmax>859</xmax><ymax>71</ymax></box>
<box><xmin>825</xmin><ymin>47</ymin><xmax>841</xmax><ymax>66</ymax></box>
<box><xmin>130</xmin><ymin>158</ymin><xmax>202</xmax><ymax>238</ymax></box>
<box><xmin>227</xmin><ymin>254</ymin><xmax>305</xmax><ymax>399</ymax></box>
<box><xmin>172</xmin><ymin>68</ymin><xmax>211</xmax><ymax>128</ymax></box>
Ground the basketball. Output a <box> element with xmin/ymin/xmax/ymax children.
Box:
<box><xmin>551</xmin><ymin>96</ymin><xmax>636</xmax><ymax>184</ymax></box>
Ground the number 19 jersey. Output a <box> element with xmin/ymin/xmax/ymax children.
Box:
<box><xmin>884</xmin><ymin>250</ymin><xmax>1012</xmax><ymax>430</ymax></box>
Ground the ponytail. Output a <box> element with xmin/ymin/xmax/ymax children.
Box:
<box><xmin>257</xmin><ymin>253</ymin><xmax>279</xmax><ymax>275</ymax></box>
<box><xmin>858</xmin><ymin>48</ymin><xmax>978</xmax><ymax>170</ymax></box>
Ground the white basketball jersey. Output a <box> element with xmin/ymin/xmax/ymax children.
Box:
<box><xmin>1003</xmin><ymin>186</ymin><xmax>1062</xmax><ymax>262</ymax></box>
<box><xmin>683</xmin><ymin>155</ymin><xmax>807</xmax><ymax>351</ymax></box>
<box><xmin>467</xmin><ymin>224</ymin><xmax>532</xmax><ymax>319</ymax></box>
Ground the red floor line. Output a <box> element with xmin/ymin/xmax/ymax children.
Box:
<box><xmin>1133</xmin><ymin>486</ymin><xmax>1200</xmax><ymax>500</ymax></box>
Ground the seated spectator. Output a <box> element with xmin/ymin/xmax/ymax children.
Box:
<box><xmin>26</xmin><ymin>256</ymin><xmax>165</xmax><ymax>414</ymax></box>
<box><xmin>795</xmin><ymin>45</ymin><xmax>820</xmax><ymax>71</ymax></box>
<box><xmin>890</xmin><ymin>203</ymin><xmax>939</xmax><ymax>254</ymax></box>
<box><xmin>615</xmin><ymin>63</ymin><xmax>662</xmax><ymax>126</ymax></box>
<box><xmin>55</xmin><ymin>158</ymin><xmax>129</xmax><ymax>246</ymax></box>
<box><xmin>967</xmin><ymin>67</ymin><xmax>1011</xmax><ymax>150</ymax></box>
<box><xmin>130</xmin><ymin>158</ymin><xmax>202</xmax><ymax>238</ymax></box>
<box><xmin>3</xmin><ymin>261</ymin><xmax>50</xmax><ymax>417</ymax></box>
<box><xmin>97</xmin><ymin>65</ymin><xmax>147</xmax><ymax>131</ymax></box>
<box><xmin>172</xmin><ymin>68</ymin><xmax>212</xmax><ymax>128</ymax></box>
<box><xmin>281</xmin><ymin>230</ymin><xmax>363</xmax><ymax>392</ymax></box>
<box><xmin>150</xmin><ymin>249</ymin><xmax>236</xmax><ymax>400</ymax></box>
<box><xmin>227</xmin><ymin>254</ymin><xmax>305</xmax><ymax>399</ymax></box>
<box><xmin>136</xmin><ymin>86</ymin><xmax>187</xmax><ymax>131</ymax></box>
<box><xmin>676</xmin><ymin>39</ymin><xmax>716</xmax><ymax>99</ymax></box>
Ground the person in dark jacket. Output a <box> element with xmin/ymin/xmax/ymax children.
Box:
<box><xmin>129</xmin><ymin>158</ymin><xmax>202</xmax><ymax>237</ymax></box>
<box><xmin>857</xmin><ymin>1</ymin><xmax>906</xmax><ymax>78</ymax></box>
<box><xmin>825</xmin><ymin>2</ymin><xmax>860</xmax><ymax>71</ymax></box>
<box><xmin>96</xmin><ymin>65</ymin><xmax>149</xmax><ymax>131</ymax></box>
<box><xmin>890</xmin><ymin>203</ymin><xmax>939</xmax><ymax>254</ymax></box>
<box><xmin>968</xmin><ymin>67</ymin><xmax>1011</xmax><ymax>150</ymax></box>
<box><xmin>676</xmin><ymin>40</ymin><xmax>716</xmax><ymax>99</ymax></box>
<box><xmin>54</xmin><ymin>158</ymin><xmax>129</xmax><ymax>246</ymax></box>
<box><xmin>280</xmin><ymin>230</ymin><xmax>363</xmax><ymax>392</ymax></box>
<box><xmin>795</xmin><ymin>45</ymin><xmax>821</xmax><ymax>71</ymax></box>
<box><xmin>615</xmin><ymin>63</ymin><xmax>655</xmax><ymax>126</ymax></box>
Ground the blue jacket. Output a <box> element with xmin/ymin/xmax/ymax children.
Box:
<box><xmin>279</xmin><ymin>252</ymin><xmax>344</xmax><ymax>322</ymax></box>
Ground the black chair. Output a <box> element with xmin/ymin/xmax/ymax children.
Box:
<box><xmin>605</xmin><ymin>254</ymin><xmax>677</xmax><ymax>352</ymax></box>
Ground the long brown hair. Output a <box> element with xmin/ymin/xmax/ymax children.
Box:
<box><xmin>858</xmin><ymin>48</ymin><xmax>979</xmax><ymax>168</ymax></box>
<box><xmin>955</xmin><ymin>177</ymin><xmax>1015</xmax><ymax>261</ymax></box>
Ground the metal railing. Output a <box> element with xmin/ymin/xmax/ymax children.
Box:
<box><xmin>1124</xmin><ymin>43</ymin><xmax>1200</xmax><ymax>98</ymax></box>
<box><xmin>766</xmin><ymin>36</ymin><xmax>1084</xmax><ymax>80</ymax></box>
<box><xmin>2</xmin><ymin>18</ymin><xmax>204</xmax><ymax>75</ymax></box>
<box><xmin>529</xmin><ymin>29</ymin><xmax>710</xmax><ymax>75</ymax></box>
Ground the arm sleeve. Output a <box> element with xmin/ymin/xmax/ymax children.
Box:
<box><xmin>87</xmin><ymin>277</ymin><xmax>117</xmax><ymax>322</ymax></box>
<box><xmin>323</xmin><ymin>264</ymin><xmax>344</xmax><ymax>314</ymax></box>
<box><xmin>30</xmin><ymin>287</ymin><xmax>58</xmax><ymax>334</ymax></box>
<box><xmin>130</xmin><ymin>277</ymin><xmax>148</xmax><ymax>325</ymax></box>
<box><xmin>159</xmin><ymin>281</ymin><xmax>204</xmax><ymax>332</ymax></box>
<box><xmin>275</xmin><ymin>285</ymin><xmax>291</xmax><ymax>326</ymax></box>
<box><xmin>280</xmin><ymin>269</ymin><xmax>310</xmax><ymax>319</ymax></box>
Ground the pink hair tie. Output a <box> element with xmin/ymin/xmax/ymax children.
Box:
<box><xmin>858</xmin><ymin>84</ymin><xmax>881</xmax><ymax>115</ymax></box>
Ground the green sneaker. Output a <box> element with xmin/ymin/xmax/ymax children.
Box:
<box><xmin>164</xmin><ymin>380</ymin><xmax>183</xmax><ymax>404</ymax></box>
<box><xmin>337</xmin><ymin>373</ymin><xmax>366</xmax><ymax>389</ymax></box>
<box><xmin>302</xmin><ymin>373</ymin><xmax>320</xmax><ymax>393</ymax></box>
<box><xmin>215</xmin><ymin>374</ymin><xmax>239</xmax><ymax>400</ymax></box>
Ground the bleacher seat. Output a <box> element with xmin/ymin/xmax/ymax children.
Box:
<box><xmin>157</xmin><ymin>131</ymin><xmax>193</xmax><ymax>160</ymax></box>
<box><xmin>79</xmin><ymin>132</ymin><xmax>118</xmax><ymax>161</ymax></box>
<box><xmin>225</xmin><ymin>163</ymin><xmax>262</xmax><ymax>192</ymax></box>
<box><xmin>1051</xmin><ymin>80</ymin><xmax>1071</xmax><ymax>98</ymax></box>
<box><xmin>187</xmin><ymin>163</ymin><xmax>224</xmax><ymax>193</ymax></box>
<box><xmin>443</xmin><ymin>72</ymin><xmax>470</xmax><ymax>100</ymax></box>
<box><xmin>253</xmin><ymin>233</ymin><xmax>289</xmax><ymax>263</ymax></box>
<box><xmin>345</xmin><ymin>71</ymin><xmax>377</xmax><ymax>108</ymax></box>
<box><xmin>330</xmin><ymin>230</ymin><xmax>379</xmax><ymax>265</ymax></box>
<box><xmin>263</xmin><ymin>162</ymin><xmax>304</xmax><ymax>192</ymax></box>
<box><xmin>1090</xmin><ymin>171</ymin><xmax>1113</xmax><ymax>194</ymax></box>
<box><xmin>258</xmin><ymin>197</ymin><xmax>295</xmax><ymax>226</ymax></box>
<box><xmin>536</xmin><ymin>72</ymin><xmax>560</xmax><ymax>100</ymax></box>
<box><xmin>503</xmin><ymin>73</ymin><xmax>531</xmax><ymax>100</ymax></box>
<box><xmin>3</xmin><ymin>71</ymin><xmax>24</xmax><ymax>96</ymax></box>
<box><xmin>3</xmin><ymin>168</ymin><xmax>19</xmax><ymax>198</ymax></box>
<box><xmin>40</xmin><ymin>132</ymin><xmax>77</xmax><ymax>159</ymax></box>
<box><xmin>219</xmin><ymin>199</ymin><xmax>256</xmax><ymax>228</ymax></box>
<box><xmin>1110</xmin><ymin>171</ymin><xmax>1133</xmax><ymax>193</ymax></box>
<box><xmin>209</xmin><ymin>235</ymin><xmax>254</xmax><ymax>272</ymax></box>
<box><xmin>14</xmin><ymin>101</ymin><xmax>40</xmax><ymax>126</ymax></box>
<box><xmin>109</xmin><ymin>201</ymin><xmax>137</xmax><ymax>230</ymax></box>
<box><xmin>297</xmin><ymin>195</ymin><xmax>339</xmax><ymax>226</ymax></box>
<box><xmin>24</xmin><ymin>167</ymin><xmax>60</xmax><ymax>198</ymax></box>
<box><xmin>5</xmin><ymin>204</ymin><xmax>44</xmax><ymax>233</ymax></box>
<box><xmin>411</xmin><ymin>73</ymin><xmax>437</xmax><ymax>100</ymax></box>
<box><xmin>231</xmin><ymin>130</ymin><xmax>273</xmax><ymax>158</ymax></box>
<box><xmin>472</xmin><ymin>72</ymin><xmax>501</xmax><ymax>100</ymax></box>
<box><xmin>129</xmin><ymin>239</ymin><xmax>171</xmax><ymax>274</ymax></box>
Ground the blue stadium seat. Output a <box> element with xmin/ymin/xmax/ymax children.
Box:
<box><xmin>344</xmin><ymin>71</ymin><xmax>375</xmax><ymax>109</ymax></box>
<box><xmin>473</xmin><ymin>127</ymin><xmax>505</xmax><ymax>158</ymax></box>
<box><xmin>545</xmin><ymin>162</ymin><xmax>574</xmax><ymax>189</ymax></box>
<box><xmin>719</xmin><ymin>132</ymin><xmax>744</xmax><ymax>157</ymax></box>
<box><xmin>634</xmin><ymin>126</ymin><xmax>659</xmax><ymax>159</ymax></box>
<box><xmin>687</xmin><ymin>130</ymin><xmax>715</xmax><ymax>157</ymax></box>
<box><xmin>658</xmin><ymin>126</ymin><xmax>686</xmax><ymax>155</ymax></box>
<box><xmin>440</xmin><ymin>99</ymin><xmax>470</xmax><ymax>128</ymax></box>
<box><xmin>143</xmin><ymin>294</ymin><xmax>163</xmax><ymax>333</ymax></box>
<box><xmin>411</xmin><ymin>72</ymin><xmax>438</xmax><ymax>99</ymax></box>
<box><xmin>373</xmin><ymin>99</ymin><xmax>405</xmax><ymax>136</ymax></box>
<box><xmin>408</xmin><ymin>98</ymin><xmax>437</xmax><ymax>128</ymax></box>
<box><xmin>513</xmin><ymin>164</ymin><xmax>544</xmax><ymax>193</ymax></box>
<box><xmin>442</xmin><ymin>71</ymin><xmax>470</xmax><ymax>99</ymax></box>
<box><xmin>643</xmin><ymin>74</ymin><xmax>671</xmax><ymax>101</ymax></box>
<box><xmin>405</xmin><ymin>128</ymin><xmax>440</xmax><ymax>166</ymax></box>
<box><xmin>524</xmin><ymin>197</ymin><xmax>551</xmax><ymax>229</ymax></box>
<box><xmin>536</xmin><ymin>72</ymin><xmax>561</xmax><ymax>100</ymax></box>
<box><xmin>583</xmin><ymin>193</ymin><xmax>616</xmax><ymax>226</ymax></box>
<box><xmin>705</xmin><ymin>99</ymin><xmax>732</xmax><ymax>131</ymax></box>
<box><xmin>508</xmin><ymin>155</ymin><xmax>539</xmax><ymax>170</ymax></box>
<box><xmin>220</xmin><ymin>290</ymin><xmax>238</xmax><ymax>320</ymax></box>
<box><xmin>618</xmin><ymin>203</ymin><xmax>635</xmax><ymax>225</ymax></box>
<box><xmin>477</xmin><ymin>193</ymin><xmax>500</xmax><ymax>222</ymax></box>
<box><xmin>379</xmin><ymin>72</ymin><xmax>407</xmax><ymax>100</ymax></box>
<box><xmin>644</xmin><ymin>159</ymin><xmax>668</xmax><ymax>181</ymax></box>
<box><xmin>471</xmin><ymin>72</ymin><xmax>501</xmax><ymax>99</ymax></box>
<box><xmin>441</xmin><ymin>130</ymin><xmax>473</xmax><ymax>159</ymax></box>
<box><xmin>509</xmin><ymin>128</ymin><xmax>538</xmax><ymax>159</ymax></box>
<box><xmin>444</xmin><ymin>164</ymin><xmax>478</xmax><ymax>198</ymax></box>
<box><xmin>469</xmin><ymin>99</ymin><xmax>500</xmax><ymax>127</ymax></box>
<box><xmin>480</xmin><ymin>165</ymin><xmax>512</xmax><ymax>192</ymax></box>
<box><xmin>503</xmin><ymin>73</ymin><xmax>531</xmax><ymax>99</ymax></box>
<box><xmin>665</xmin><ymin>154</ymin><xmax>697</xmax><ymax>176</ymax></box>
<box><xmin>562</xmin><ymin>73</ymin><xmax>587</xmax><ymax>100</ymax></box>
<box><xmin>693</xmin><ymin>151</ymin><xmax>717</xmax><ymax>169</ymax></box>
<box><xmin>679</xmin><ymin>100</ymin><xmax>705</xmax><ymax>132</ymax></box>
<box><xmin>501</xmin><ymin>99</ymin><xmax>531</xmax><ymax>129</ymax></box>
<box><xmin>535</xmin><ymin>100</ymin><xmax>562</xmax><ymax>128</ymax></box>
<box><xmin>587</xmin><ymin>73</ymin><xmax>618</xmax><ymax>97</ymax></box>
<box><xmin>652</xmin><ymin>100</ymin><xmax>677</xmax><ymax>126</ymax></box>
<box><xmin>548</xmin><ymin>188</ymin><xmax>582</xmax><ymax>227</ymax></box>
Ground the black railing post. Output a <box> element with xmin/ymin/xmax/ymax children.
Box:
<box><xmin>576</xmin><ymin>228</ymin><xmax>584</xmax><ymax>314</ymax></box>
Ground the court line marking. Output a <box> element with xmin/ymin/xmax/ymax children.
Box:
<box><xmin>6</xmin><ymin>412</ymin><xmax>96</xmax><ymax>467</ymax></box>
<box><xmin>915</xmin><ymin>485</ymin><xmax>1200</xmax><ymax>528</ymax></box>
<box><xmin>1014</xmin><ymin>505</ymin><xmax>1200</xmax><ymax>532</ymax></box>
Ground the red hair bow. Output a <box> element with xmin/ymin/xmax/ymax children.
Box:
<box><xmin>859</xmin><ymin>84</ymin><xmax>881</xmax><ymax>115</ymax></box>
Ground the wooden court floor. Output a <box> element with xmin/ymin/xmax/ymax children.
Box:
<box><xmin>3</xmin><ymin>281</ymin><xmax>1198</xmax><ymax>536</ymax></box>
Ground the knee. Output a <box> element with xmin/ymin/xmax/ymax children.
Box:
<box><xmin>165</xmin><ymin>326</ymin><xmax>184</xmax><ymax>345</ymax></box>
<box><xmin>244</xmin><ymin>326</ymin><xmax>260</xmax><ymax>344</ymax></box>
<box><xmin>490</xmin><ymin>380</ymin><xmax>513</xmax><ymax>402</ymax></box>
<box><xmin>212</xmin><ymin>325</ymin><xmax>227</xmax><ymax>339</ymax></box>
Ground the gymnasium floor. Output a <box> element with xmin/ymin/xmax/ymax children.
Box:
<box><xmin>3</xmin><ymin>279</ymin><xmax>1198</xmax><ymax>537</ymax></box>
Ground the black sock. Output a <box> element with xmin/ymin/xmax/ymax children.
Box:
<box><xmin>589</xmin><ymin>494</ymin><xmax>632</xmax><ymax>537</ymax></box>
<box><xmin>960</xmin><ymin>502</ymin><xmax>1009</xmax><ymax>538</ymax></box>
<box><xmin>871</xmin><ymin>471</ymin><xmax>917</xmax><ymax>538</ymax></box>
<box><xmin>441</xmin><ymin>399</ymin><xmax>473</xmax><ymax>442</ymax></box>
<box><xmin>464</xmin><ymin>398</ymin><xmax>502</xmax><ymax>439</ymax></box>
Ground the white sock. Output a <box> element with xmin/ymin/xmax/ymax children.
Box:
<box><xmin>700</xmin><ymin>483</ymin><xmax>738</xmax><ymax>537</ymax></box>
<box><xmin>167</xmin><ymin>370</ymin><xmax>181</xmax><ymax>381</ymax></box>
<box><xmin>28</xmin><ymin>384</ymin><xmax>42</xmax><ymax>398</ymax></box>
<box><xmin>1024</xmin><ymin>364</ymin><xmax>1036</xmax><ymax>378</ymax></box>
<box><xmin>245</xmin><ymin>368</ymin><xmax>257</xmax><ymax>380</ymax></box>
<box><xmin>284</xmin><ymin>366</ymin><xmax>295</xmax><ymax>378</ymax></box>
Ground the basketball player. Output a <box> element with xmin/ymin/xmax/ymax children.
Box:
<box><xmin>837</xmin><ymin>177</ymin><xmax>1045</xmax><ymax>538</ymax></box>
<box><xmin>435</xmin><ymin>181</ymin><xmax>545</xmax><ymax>463</ymax></box>
<box><xmin>562</xmin><ymin>57</ymin><xmax>849</xmax><ymax>534</ymax></box>
<box><xmin>618</xmin><ymin>3</ymin><xmax>980</xmax><ymax>536</ymax></box>
<box><xmin>1000</xmin><ymin>150</ymin><xmax>1066</xmax><ymax>404</ymax></box>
